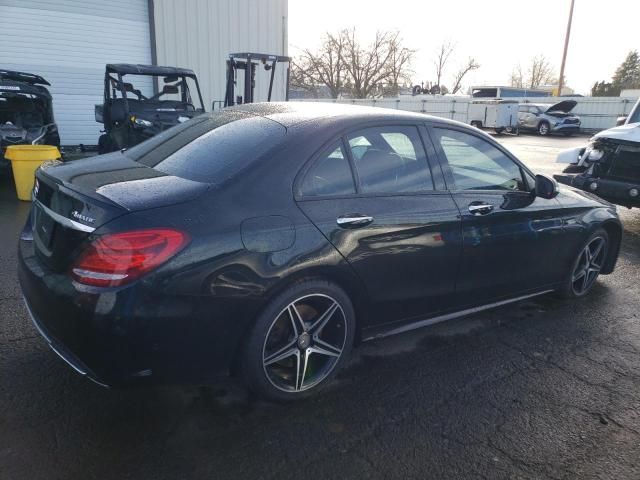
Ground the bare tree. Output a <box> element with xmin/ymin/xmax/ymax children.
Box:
<box><xmin>433</xmin><ymin>41</ymin><xmax>455</xmax><ymax>89</ymax></box>
<box><xmin>341</xmin><ymin>29</ymin><xmax>399</xmax><ymax>98</ymax></box>
<box><xmin>290</xmin><ymin>32</ymin><xmax>347</xmax><ymax>98</ymax></box>
<box><xmin>383</xmin><ymin>33</ymin><xmax>415</xmax><ymax>96</ymax></box>
<box><xmin>527</xmin><ymin>55</ymin><xmax>556</xmax><ymax>88</ymax></box>
<box><xmin>511</xmin><ymin>55</ymin><xmax>557</xmax><ymax>89</ymax></box>
<box><xmin>510</xmin><ymin>64</ymin><xmax>525</xmax><ymax>88</ymax></box>
<box><xmin>450</xmin><ymin>57</ymin><xmax>480</xmax><ymax>94</ymax></box>
<box><xmin>291</xmin><ymin>29</ymin><xmax>415</xmax><ymax>99</ymax></box>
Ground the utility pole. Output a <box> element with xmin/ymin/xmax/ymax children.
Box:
<box><xmin>557</xmin><ymin>0</ymin><xmax>575</xmax><ymax>97</ymax></box>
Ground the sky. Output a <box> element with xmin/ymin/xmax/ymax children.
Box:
<box><xmin>288</xmin><ymin>0</ymin><xmax>640</xmax><ymax>95</ymax></box>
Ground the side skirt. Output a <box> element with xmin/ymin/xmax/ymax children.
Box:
<box><xmin>362</xmin><ymin>290</ymin><xmax>554</xmax><ymax>341</ymax></box>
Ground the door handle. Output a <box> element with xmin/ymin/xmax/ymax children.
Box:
<box><xmin>336</xmin><ymin>214</ymin><xmax>374</xmax><ymax>228</ymax></box>
<box><xmin>468</xmin><ymin>202</ymin><xmax>494</xmax><ymax>215</ymax></box>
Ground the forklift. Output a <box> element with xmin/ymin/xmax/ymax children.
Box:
<box><xmin>223</xmin><ymin>52</ymin><xmax>291</xmax><ymax>107</ymax></box>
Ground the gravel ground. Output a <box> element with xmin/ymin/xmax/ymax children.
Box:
<box><xmin>1</xmin><ymin>133</ymin><xmax>639</xmax><ymax>480</ymax></box>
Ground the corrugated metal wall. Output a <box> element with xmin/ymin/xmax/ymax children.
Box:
<box><xmin>300</xmin><ymin>96</ymin><xmax>639</xmax><ymax>132</ymax></box>
<box><xmin>153</xmin><ymin>0</ymin><xmax>288</xmax><ymax>111</ymax></box>
<box><xmin>0</xmin><ymin>0</ymin><xmax>152</xmax><ymax>145</ymax></box>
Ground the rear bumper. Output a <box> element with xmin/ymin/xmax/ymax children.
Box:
<box><xmin>18</xmin><ymin>232</ymin><xmax>250</xmax><ymax>387</ymax></box>
<box><xmin>554</xmin><ymin>174</ymin><xmax>640</xmax><ymax>208</ymax></box>
<box><xmin>23</xmin><ymin>296</ymin><xmax>109</xmax><ymax>387</ymax></box>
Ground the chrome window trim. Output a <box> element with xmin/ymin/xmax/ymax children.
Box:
<box><xmin>34</xmin><ymin>199</ymin><xmax>96</xmax><ymax>233</ymax></box>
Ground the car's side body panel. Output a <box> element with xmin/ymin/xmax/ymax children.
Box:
<box><xmin>17</xmin><ymin>103</ymin><xmax>622</xmax><ymax>388</ymax></box>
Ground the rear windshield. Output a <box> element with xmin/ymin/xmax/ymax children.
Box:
<box><xmin>124</xmin><ymin>111</ymin><xmax>286</xmax><ymax>183</ymax></box>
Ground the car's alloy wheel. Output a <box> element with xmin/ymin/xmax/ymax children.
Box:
<box><xmin>538</xmin><ymin>121</ymin><xmax>550</xmax><ymax>136</ymax></box>
<box><xmin>242</xmin><ymin>280</ymin><xmax>355</xmax><ymax>401</ymax></box>
<box><xmin>262</xmin><ymin>294</ymin><xmax>347</xmax><ymax>393</ymax></box>
<box><xmin>571</xmin><ymin>235</ymin><xmax>607</xmax><ymax>296</ymax></box>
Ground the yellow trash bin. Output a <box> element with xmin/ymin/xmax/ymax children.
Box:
<box><xmin>5</xmin><ymin>145</ymin><xmax>61</xmax><ymax>201</ymax></box>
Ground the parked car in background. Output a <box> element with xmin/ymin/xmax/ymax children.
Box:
<box><xmin>1</xmin><ymin>70</ymin><xmax>60</xmax><ymax>171</ymax></box>
<box><xmin>555</xmin><ymin>98</ymin><xmax>640</xmax><ymax>208</ymax></box>
<box><xmin>19</xmin><ymin>103</ymin><xmax>621</xmax><ymax>401</ymax></box>
<box><xmin>518</xmin><ymin>100</ymin><xmax>581</xmax><ymax>136</ymax></box>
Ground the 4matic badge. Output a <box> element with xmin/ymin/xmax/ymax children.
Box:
<box><xmin>71</xmin><ymin>210</ymin><xmax>95</xmax><ymax>224</ymax></box>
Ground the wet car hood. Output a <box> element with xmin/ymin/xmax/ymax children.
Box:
<box><xmin>592</xmin><ymin>122</ymin><xmax>640</xmax><ymax>144</ymax></box>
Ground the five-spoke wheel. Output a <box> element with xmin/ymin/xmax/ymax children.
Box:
<box><xmin>263</xmin><ymin>294</ymin><xmax>347</xmax><ymax>392</ymax></box>
<box><xmin>560</xmin><ymin>229</ymin><xmax>609</xmax><ymax>298</ymax></box>
<box><xmin>242</xmin><ymin>280</ymin><xmax>355</xmax><ymax>401</ymax></box>
<box><xmin>571</xmin><ymin>235</ymin><xmax>607</xmax><ymax>296</ymax></box>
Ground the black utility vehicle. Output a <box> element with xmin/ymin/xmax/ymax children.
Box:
<box><xmin>96</xmin><ymin>64</ymin><xmax>205</xmax><ymax>153</ymax></box>
<box><xmin>1</xmin><ymin>70</ymin><xmax>60</xmax><ymax>169</ymax></box>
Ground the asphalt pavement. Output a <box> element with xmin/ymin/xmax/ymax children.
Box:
<box><xmin>1</xmin><ymin>133</ymin><xmax>639</xmax><ymax>480</ymax></box>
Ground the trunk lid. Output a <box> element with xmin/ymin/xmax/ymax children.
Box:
<box><xmin>32</xmin><ymin>152</ymin><xmax>209</xmax><ymax>271</ymax></box>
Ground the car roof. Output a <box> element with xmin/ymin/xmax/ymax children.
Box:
<box><xmin>230</xmin><ymin>101</ymin><xmax>464</xmax><ymax>129</ymax></box>
<box><xmin>106</xmin><ymin>64</ymin><xmax>196</xmax><ymax>77</ymax></box>
<box><xmin>0</xmin><ymin>69</ymin><xmax>50</xmax><ymax>86</ymax></box>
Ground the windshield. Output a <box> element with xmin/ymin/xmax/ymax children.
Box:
<box><xmin>125</xmin><ymin>111</ymin><xmax>286</xmax><ymax>183</ymax></box>
<box><xmin>629</xmin><ymin>100</ymin><xmax>640</xmax><ymax>124</ymax></box>
<box><xmin>108</xmin><ymin>74</ymin><xmax>203</xmax><ymax>111</ymax></box>
<box><xmin>0</xmin><ymin>92</ymin><xmax>52</xmax><ymax>126</ymax></box>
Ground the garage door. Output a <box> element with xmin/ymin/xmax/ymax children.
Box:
<box><xmin>0</xmin><ymin>0</ymin><xmax>152</xmax><ymax>146</ymax></box>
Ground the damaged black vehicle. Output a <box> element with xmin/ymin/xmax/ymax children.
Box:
<box><xmin>96</xmin><ymin>64</ymin><xmax>205</xmax><ymax>154</ymax></box>
<box><xmin>0</xmin><ymin>70</ymin><xmax>60</xmax><ymax>170</ymax></box>
<box><xmin>555</xmin><ymin>99</ymin><xmax>640</xmax><ymax>208</ymax></box>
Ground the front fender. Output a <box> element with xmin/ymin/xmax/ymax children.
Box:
<box><xmin>556</xmin><ymin>146</ymin><xmax>583</xmax><ymax>165</ymax></box>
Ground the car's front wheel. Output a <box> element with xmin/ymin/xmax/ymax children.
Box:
<box><xmin>241</xmin><ymin>279</ymin><xmax>355</xmax><ymax>401</ymax></box>
<box><xmin>538</xmin><ymin>121</ymin><xmax>551</xmax><ymax>136</ymax></box>
<box><xmin>559</xmin><ymin>229</ymin><xmax>609</xmax><ymax>298</ymax></box>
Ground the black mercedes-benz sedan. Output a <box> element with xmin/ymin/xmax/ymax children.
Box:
<box><xmin>19</xmin><ymin>102</ymin><xmax>622</xmax><ymax>401</ymax></box>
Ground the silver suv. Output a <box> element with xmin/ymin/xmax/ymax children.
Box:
<box><xmin>518</xmin><ymin>100</ymin><xmax>581</xmax><ymax>136</ymax></box>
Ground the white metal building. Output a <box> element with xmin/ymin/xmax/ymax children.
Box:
<box><xmin>0</xmin><ymin>0</ymin><xmax>288</xmax><ymax>145</ymax></box>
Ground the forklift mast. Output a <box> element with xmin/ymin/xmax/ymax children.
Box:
<box><xmin>224</xmin><ymin>52</ymin><xmax>290</xmax><ymax>107</ymax></box>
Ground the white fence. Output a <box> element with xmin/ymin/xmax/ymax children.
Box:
<box><xmin>299</xmin><ymin>96</ymin><xmax>639</xmax><ymax>133</ymax></box>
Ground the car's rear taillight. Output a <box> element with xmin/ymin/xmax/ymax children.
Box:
<box><xmin>70</xmin><ymin>228</ymin><xmax>189</xmax><ymax>287</ymax></box>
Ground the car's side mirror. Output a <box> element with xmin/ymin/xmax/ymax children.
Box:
<box><xmin>616</xmin><ymin>116</ymin><xmax>627</xmax><ymax>126</ymax></box>
<box><xmin>535</xmin><ymin>174</ymin><xmax>559</xmax><ymax>199</ymax></box>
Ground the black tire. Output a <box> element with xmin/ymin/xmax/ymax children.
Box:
<box><xmin>494</xmin><ymin>127</ymin><xmax>505</xmax><ymax>135</ymax></box>
<box><xmin>538</xmin><ymin>121</ymin><xmax>551</xmax><ymax>136</ymax></box>
<box><xmin>470</xmin><ymin>121</ymin><xmax>482</xmax><ymax>129</ymax></box>
<box><xmin>97</xmin><ymin>134</ymin><xmax>111</xmax><ymax>154</ymax></box>
<box><xmin>241</xmin><ymin>279</ymin><xmax>356</xmax><ymax>402</ymax></box>
<box><xmin>558</xmin><ymin>229</ymin><xmax>609</xmax><ymax>299</ymax></box>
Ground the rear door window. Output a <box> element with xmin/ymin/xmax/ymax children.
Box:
<box><xmin>346</xmin><ymin>126</ymin><xmax>433</xmax><ymax>194</ymax></box>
